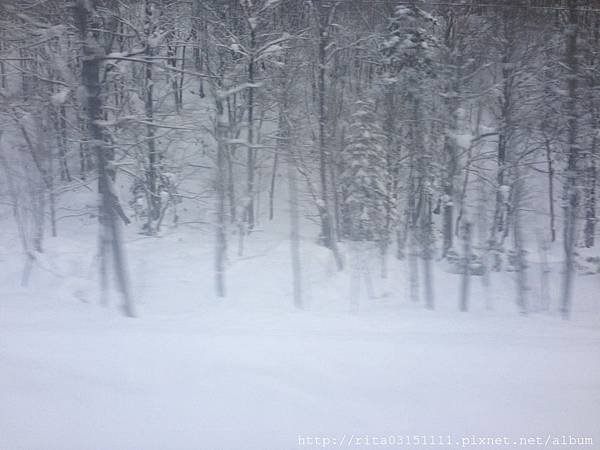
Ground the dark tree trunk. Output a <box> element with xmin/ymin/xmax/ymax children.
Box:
<box><xmin>584</xmin><ymin>110</ymin><xmax>598</xmax><ymax>247</ymax></box>
<box><xmin>73</xmin><ymin>0</ymin><xmax>135</xmax><ymax>317</ymax></box>
<box><xmin>144</xmin><ymin>0</ymin><xmax>161</xmax><ymax>233</ymax></box>
<box><xmin>313</xmin><ymin>1</ymin><xmax>343</xmax><ymax>270</ymax></box>
<box><xmin>561</xmin><ymin>1</ymin><xmax>580</xmax><ymax>320</ymax></box>
<box><xmin>269</xmin><ymin>151</ymin><xmax>278</xmax><ymax>221</ymax></box>
<box><xmin>545</xmin><ymin>139</ymin><xmax>557</xmax><ymax>242</ymax></box>
<box><xmin>215</xmin><ymin>99</ymin><xmax>228</xmax><ymax>298</ymax></box>
<box><xmin>459</xmin><ymin>221</ymin><xmax>472</xmax><ymax>312</ymax></box>
<box><xmin>246</xmin><ymin>26</ymin><xmax>256</xmax><ymax>232</ymax></box>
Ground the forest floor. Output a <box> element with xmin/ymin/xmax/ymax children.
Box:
<box><xmin>1</xmin><ymin>213</ymin><xmax>599</xmax><ymax>449</ymax></box>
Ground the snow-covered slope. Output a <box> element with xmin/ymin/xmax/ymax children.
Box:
<box><xmin>2</xmin><ymin>291</ymin><xmax>599</xmax><ymax>450</ymax></box>
<box><xmin>1</xmin><ymin>202</ymin><xmax>599</xmax><ymax>449</ymax></box>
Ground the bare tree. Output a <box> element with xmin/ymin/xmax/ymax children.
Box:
<box><xmin>73</xmin><ymin>0</ymin><xmax>135</xmax><ymax>317</ymax></box>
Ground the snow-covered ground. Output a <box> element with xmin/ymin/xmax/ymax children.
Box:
<box><xmin>1</xmin><ymin>214</ymin><xmax>599</xmax><ymax>449</ymax></box>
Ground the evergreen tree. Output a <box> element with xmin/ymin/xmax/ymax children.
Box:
<box><xmin>382</xmin><ymin>0</ymin><xmax>438</xmax><ymax>308</ymax></box>
<box><xmin>341</xmin><ymin>99</ymin><xmax>388</xmax><ymax>243</ymax></box>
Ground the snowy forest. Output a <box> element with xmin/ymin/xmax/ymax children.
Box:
<box><xmin>0</xmin><ymin>1</ymin><xmax>599</xmax><ymax>449</ymax></box>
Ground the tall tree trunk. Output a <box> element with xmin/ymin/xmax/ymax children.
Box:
<box><xmin>535</xmin><ymin>229</ymin><xmax>551</xmax><ymax>311</ymax></box>
<box><xmin>178</xmin><ymin>43</ymin><xmax>186</xmax><ymax>107</ymax></box>
<box><xmin>167</xmin><ymin>43</ymin><xmax>181</xmax><ymax>112</ymax></box>
<box><xmin>545</xmin><ymin>138</ymin><xmax>557</xmax><ymax>242</ymax></box>
<box><xmin>442</xmin><ymin>100</ymin><xmax>458</xmax><ymax>257</ymax></box>
<box><xmin>476</xmin><ymin>162</ymin><xmax>492</xmax><ymax>309</ymax></box>
<box><xmin>47</xmin><ymin>141</ymin><xmax>57</xmax><ymax>238</ymax></box>
<box><xmin>441</xmin><ymin>13</ymin><xmax>462</xmax><ymax>257</ymax></box>
<box><xmin>382</xmin><ymin>89</ymin><xmax>398</xmax><ymax>273</ymax></box>
<box><xmin>407</xmin><ymin>168</ymin><xmax>419</xmax><ymax>303</ymax></box>
<box><xmin>78</xmin><ymin>111</ymin><xmax>90</xmax><ymax>179</ymax></box>
<box><xmin>489</xmin><ymin>33</ymin><xmax>515</xmax><ymax>271</ymax></box>
<box><xmin>542</xmin><ymin>43</ymin><xmax>557</xmax><ymax>244</ymax></box>
<box><xmin>268</xmin><ymin>151</ymin><xmax>278</xmax><ymax>221</ymax></box>
<box><xmin>245</xmin><ymin>24</ymin><xmax>256</xmax><ymax>232</ymax></box>
<box><xmin>513</xmin><ymin>175</ymin><xmax>527</xmax><ymax>315</ymax></box>
<box><xmin>144</xmin><ymin>0</ymin><xmax>160</xmax><ymax>234</ymax></box>
<box><xmin>316</xmin><ymin>17</ymin><xmax>343</xmax><ymax>269</ymax></box>
<box><xmin>54</xmin><ymin>103</ymin><xmax>71</xmax><ymax>182</ymax></box>
<box><xmin>0</xmin><ymin>33</ymin><xmax>6</xmax><ymax>89</ymax></box>
<box><xmin>215</xmin><ymin>98</ymin><xmax>228</xmax><ymax>298</ymax></box>
<box><xmin>313</xmin><ymin>2</ymin><xmax>338</xmax><ymax>265</ymax></box>
<box><xmin>279</xmin><ymin>99</ymin><xmax>303</xmax><ymax>308</ymax></box>
<box><xmin>584</xmin><ymin>108</ymin><xmax>598</xmax><ymax>247</ymax></box>
<box><xmin>561</xmin><ymin>0</ymin><xmax>580</xmax><ymax>320</ymax></box>
<box><xmin>422</xmin><ymin>189</ymin><xmax>434</xmax><ymax>310</ymax></box>
<box><xmin>317</xmin><ymin>13</ymin><xmax>332</xmax><ymax>248</ymax></box>
<box><xmin>459</xmin><ymin>221</ymin><xmax>472</xmax><ymax>312</ymax></box>
<box><xmin>414</xmin><ymin>97</ymin><xmax>434</xmax><ymax>310</ymax></box>
<box><xmin>192</xmin><ymin>0</ymin><xmax>205</xmax><ymax>98</ymax></box>
<box><xmin>73</xmin><ymin>0</ymin><xmax>135</xmax><ymax>317</ymax></box>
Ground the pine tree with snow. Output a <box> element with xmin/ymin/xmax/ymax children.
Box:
<box><xmin>381</xmin><ymin>0</ymin><xmax>438</xmax><ymax>308</ymax></box>
<box><xmin>340</xmin><ymin>100</ymin><xmax>389</xmax><ymax>243</ymax></box>
<box><xmin>382</xmin><ymin>0</ymin><xmax>437</xmax><ymax>89</ymax></box>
